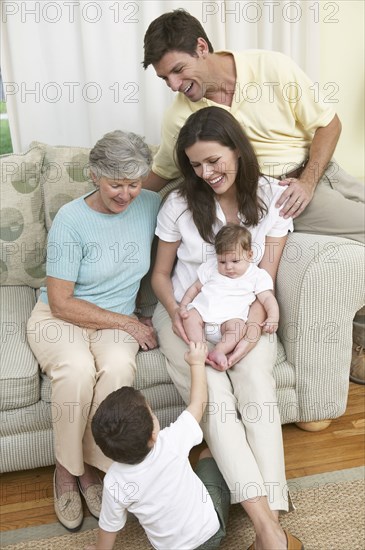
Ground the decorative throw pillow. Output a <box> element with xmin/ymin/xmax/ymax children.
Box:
<box><xmin>30</xmin><ymin>141</ymin><xmax>94</xmax><ymax>231</ymax></box>
<box><xmin>0</xmin><ymin>146</ymin><xmax>47</xmax><ymax>287</ymax></box>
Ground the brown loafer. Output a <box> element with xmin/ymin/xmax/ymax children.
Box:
<box><xmin>246</xmin><ymin>530</ymin><xmax>303</xmax><ymax>550</ymax></box>
<box><xmin>53</xmin><ymin>470</ymin><xmax>83</xmax><ymax>531</ymax></box>
<box><xmin>284</xmin><ymin>530</ymin><xmax>304</xmax><ymax>549</ymax></box>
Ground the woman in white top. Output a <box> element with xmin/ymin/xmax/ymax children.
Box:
<box><xmin>152</xmin><ymin>107</ymin><xmax>302</xmax><ymax>550</ymax></box>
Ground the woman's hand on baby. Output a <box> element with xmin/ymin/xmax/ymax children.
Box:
<box><xmin>123</xmin><ymin>318</ymin><xmax>158</xmax><ymax>350</ymax></box>
<box><xmin>171</xmin><ymin>307</ymin><xmax>190</xmax><ymax>344</ymax></box>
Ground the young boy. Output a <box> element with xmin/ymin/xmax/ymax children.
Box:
<box><xmin>86</xmin><ymin>342</ymin><xmax>230</xmax><ymax>550</ymax></box>
<box><xmin>180</xmin><ymin>225</ymin><xmax>279</xmax><ymax>370</ymax></box>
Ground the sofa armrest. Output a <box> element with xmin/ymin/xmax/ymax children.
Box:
<box><xmin>276</xmin><ymin>233</ymin><xmax>364</xmax><ymax>421</ymax></box>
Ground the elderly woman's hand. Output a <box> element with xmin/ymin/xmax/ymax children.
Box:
<box><xmin>123</xmin><ymin>317</ymin><xmax>158</xmax><ymax>351</ymax></box>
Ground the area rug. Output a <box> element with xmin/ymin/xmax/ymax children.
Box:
<box><xmin>1</xmin><ymin>468</ymin><xmax>364</xmax><ymax>549</ymax></box>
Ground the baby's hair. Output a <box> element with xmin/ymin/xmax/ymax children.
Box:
<box><xmin>214</xmin><ymin>224</ymin><xmax>252</xmax><ymax>255</ymax></box>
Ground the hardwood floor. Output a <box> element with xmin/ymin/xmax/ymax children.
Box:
<box><xmin>1</xmin><ymin>383</ymin><xmax>364</xmax><ymax>532</ymax></box>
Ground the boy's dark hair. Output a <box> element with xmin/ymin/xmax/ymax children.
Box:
<box><xmin>143</xmin><ymin>9</ymin><xmax>214</xmax><ymax>69</ymax></box>
<box><xmin>215</xmin><ymin>224</ymin><xmax>252</xmax><ymax>255</ymax></box>
<box><xmin>92</xmin><ymin>387</ymin><xmax>154</xmax><ymax>465</ymax></box>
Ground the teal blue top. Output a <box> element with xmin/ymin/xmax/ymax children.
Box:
<box><xmin>40</xmin><ymin>190</ymin><xmax>160</xmax><ymax>315</ymax></box>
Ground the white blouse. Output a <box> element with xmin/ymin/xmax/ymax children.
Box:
<box><xmin>156</xmin><ymin>177</ymin><xmax>293</xmax><ymax>302</ymax></box>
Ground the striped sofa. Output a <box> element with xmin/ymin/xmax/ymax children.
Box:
<box><xmin>1</xmin><ymin>143</ymin><xmax>364</xmax><ymax>473</ymax></box>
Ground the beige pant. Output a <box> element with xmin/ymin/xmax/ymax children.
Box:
<box><xmin>153</xmin><ymin>303</ymin><xmax>288</xmax><ymax>511</ymax></box>
<box><xmin>27</xmin><ymin>300</ymin><xmax>138</xmax><ymax>475</ymax></box>
<box><xmin>294</xmin><ymin>162</ymin><xmax>364</xmax><ymax>243</ymax></box>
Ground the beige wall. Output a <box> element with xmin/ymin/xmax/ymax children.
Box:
<box><xmin>320</xmin><ymin>1</ymin><xmax>364</xmax><ymax>178</ymax></box>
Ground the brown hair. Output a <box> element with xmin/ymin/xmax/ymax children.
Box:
<box><xmin>143</xmin><ymin>9</ymin><xmax>213</xmax><ymax>69</ymax></box>
<box><xmin>214</xmin><ymin>224</ymin><xmax>252</xmax><ymax>255</ymax></box>
<box><xmin>175</xmin><ymin>106</ymin><xmax>267</xmax><ymax>243</ymax></box>
<box><xmin>92</xmin><ymin>387</ymin><xmax>154</xmax><ymax>465</ymax></box>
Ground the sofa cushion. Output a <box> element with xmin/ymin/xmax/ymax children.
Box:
<box><xmin>0</xmin><ymin>146</ymin><xmax>47</xmax><ymax>288</ymax></box>
<box><xmin>0</xmin><ymin>286</ymin><xmax>39</xmax><ymax>411</ymax></box>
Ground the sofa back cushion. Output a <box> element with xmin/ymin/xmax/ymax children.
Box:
<box><xmin>0</xmin><ymin>146</ymin><xmax>47</xmax><ymax>288</ymax></box>
<box><xmin>30</xmin><ymin>141</ymin><xmax>94</xmax><ymax>231</ymax></box>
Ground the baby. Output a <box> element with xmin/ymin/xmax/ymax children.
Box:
<box><xmin>180</xmin><ymin>224</ymin><xmax>279</xmax><ymax>369</ymax></box>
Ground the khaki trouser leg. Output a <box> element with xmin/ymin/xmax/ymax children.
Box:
<box><xmin>82</xmin><ymin>328</ymin><xmax>138</xmax><ymax>472</ymax></box>
<box><xmin>227</xmin><ymin>333</ymin><xmax>287</xmax><ymax>510</ymax></box>
<box><xmin>27</xmin><ymin>301</ymin><xmax>138</xmax><ymax>475</ymax></box>
<box><xmin>153</xmin><ymin>303</ymin><xmax>288</xmax><ymax>511</ymax></box>
<box><xmin>294</xmin><ymin>162</ymin><xmax>365</xmax><ymax>243</ymax></box>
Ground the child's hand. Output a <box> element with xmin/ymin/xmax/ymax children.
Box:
<box><xmin>184</xmin><ymin>341</ymin><xmax>208</xmax><ymax>366</ymax></box>
<box><xmin>260</xmin><ymin>318</ymin><xmax>279</xmax><ymax>334</ymax></box>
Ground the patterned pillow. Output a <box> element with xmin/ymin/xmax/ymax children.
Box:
<box><xmin>30</xmin><ymin>141</ymin><xmax>94</xmax><ymax>231</ymax></box>
<box><xmin>0</xmin><ymin>146</ymin><xmax>47</xmax><ymax>287</ymax></box>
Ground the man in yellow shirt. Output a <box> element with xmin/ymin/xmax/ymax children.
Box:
<box><xmin>142</xmin><ymin>9</ymin><xmax>364</xmax><ymax>383</ymax></box>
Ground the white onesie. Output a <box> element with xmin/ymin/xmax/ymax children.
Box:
<box><xmin>187</xmin><ymin>260</ymin><xmax>273</xmax><ymax>342</ymax></box>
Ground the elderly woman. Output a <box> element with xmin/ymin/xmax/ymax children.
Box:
<box><xmin>27</xmin><ymin>130</ymin><xmax>160</xmax><ymax>531</ymax></box>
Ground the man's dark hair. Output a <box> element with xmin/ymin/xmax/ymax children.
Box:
<box><xmin>143</xmin><ymin>9</ymin><xmax>214</xmax><ymax>69</ymax></box>
<box><xmin>92</xmin><ymin>387</ymin><xmax>154</xmax><ymax>465</ymax></box>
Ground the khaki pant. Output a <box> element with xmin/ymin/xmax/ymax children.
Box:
<box><xmin>153</xmin><ymin>303</ymin><xmax>289</xmax><ymax>511</ymax></box>
<box><xmin>294</xmin><ymin>162</ymin><xmax>364</xmax><ymax>243</ymax></box>
<box><xmin>27</xmin><ymin>301</ymin><xmax>138</xmax><ymax>475</ymax></box>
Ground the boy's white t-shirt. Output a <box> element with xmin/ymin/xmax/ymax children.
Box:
<box><xmin>98</xmin><ymin>411</ymin><xmax>219</xmax><ymax>550</ymax></box>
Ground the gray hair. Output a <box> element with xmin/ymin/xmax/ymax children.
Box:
<box><xmin>89</xmin><ymin>130</ymin><xmax>152</xmax><ymax>181</ymax></box>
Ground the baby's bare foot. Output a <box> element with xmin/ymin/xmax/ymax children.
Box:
<box><xmin>208</xmin><ymin>350</ymin><xmax>228</xmax><ymax>369</ymax></box>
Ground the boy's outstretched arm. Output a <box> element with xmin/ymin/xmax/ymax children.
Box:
<box><xmin>185</xmin><ymin>342</ymin><xmax>208</xmax><ymax>423</ymax></box>
<box><xmin>85</xmin><ymin>528</ymin><xmax>117</xmax><ymax>550</ymax></box>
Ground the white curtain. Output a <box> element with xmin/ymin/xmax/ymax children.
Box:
<box><xmin>1</xmin><ymin>1</ymin><xmax>319</xmax><ymax>152</ymax></box>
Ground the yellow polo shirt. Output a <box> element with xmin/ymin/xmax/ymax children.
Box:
<box><xmin>152</xmin><ymin>50</ymin><xmax>336</xmax><ymax>179</ymax></box>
